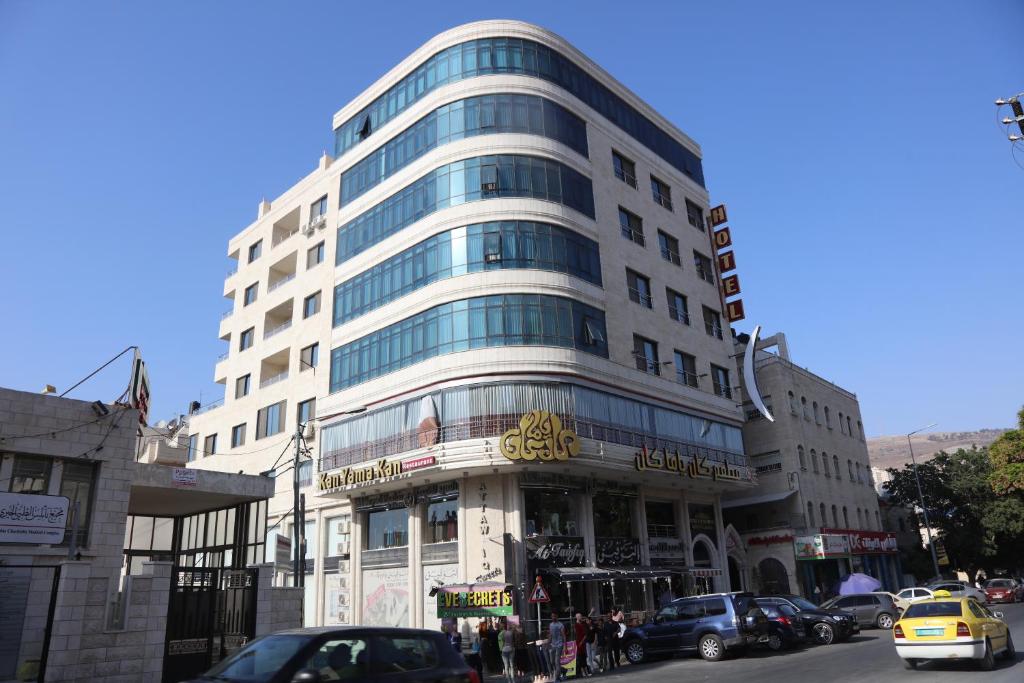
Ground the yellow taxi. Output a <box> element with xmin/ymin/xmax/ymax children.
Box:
<box><xmin>893</xmin><ymin>590</ymin><xmax>1015</xmax><ymax>671</ymax></box>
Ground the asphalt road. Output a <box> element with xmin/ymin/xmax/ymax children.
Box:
<box><xmin>548</xmin><ymin>603</ymin><xmax>1024</xmax><ymax>683</ymax></box>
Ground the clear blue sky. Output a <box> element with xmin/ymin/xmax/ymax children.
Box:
<box><xmin>1</xmin><ymin>1</ymin><xmax>1021</xmax><ymax>437</ymax></box>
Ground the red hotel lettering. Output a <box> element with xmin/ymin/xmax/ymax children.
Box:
<box><xmin>717</xmin><ymin>251</ymin><xmax>736</xmax><ymax>273</ymax></box>
<box><xmin>721</xmin><ymin>275</ymin><xmax>741</xmax><ymax>297</ymax></box>
<box><xmin>709</xmin><ymin>204</ymin><xmax>728</xmax><ymax>226</ymax></box>
<box><xmin>726</xmin><ymin>300</ymin><xmax>745</xmax><ymax>322</ymax></box>
<box><xmin>713</xmin><ymin>227</ymin><xmax>732</xmax><ymax>249</ymax></box>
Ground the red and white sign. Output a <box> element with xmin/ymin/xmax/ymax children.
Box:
<box><xmin>129</xmin><ymin>349</ymin><xmax>151</xmax><ymax>426</ymax></box>
<box><xmin>823</xmin><ymin>529</ymin><xmax>898</xmax><ymax>554</ymax></box>
<box><xmin>528</xmin><ymin>578</ymin><xmax>550</xmax><ymax>604</ymax></box>
<box><xmin>401</xmin><ymin>455</ymin><xmax>436</xmax><ymax>472</ymax></box>
<box><xmin>172</xmin><ymin>468</ymin><xmax>197</xmax><ymax>487</ymax></box>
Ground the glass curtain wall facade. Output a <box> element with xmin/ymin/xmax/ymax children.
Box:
<box><xmin>336</xmin><ymin>154</ymin><xmax>595</xmax><ymax>264</ymax></box>
<box><xmin>341</xmin><ymin>94</ymin><xmax>588</xmax><ymax>204</ymax></box>
<box><xmin>333</xmin><ymin>37</ymin><xmax>705</xmax><ymax>186</ymax></box>
<box><xmin>333</xmin><ymin>221</ymin><xmax>602</xmax><ymax>326</ymax></box>
<box><xmin>329</xmin><ymin>295</ymin><xmax>608</xmax><ymax>391</ymax></box>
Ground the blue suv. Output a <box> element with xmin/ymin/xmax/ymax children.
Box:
<box><xmin>622</xmin><ymin>592</ymin><xmax>768</xmax><ymax>662</ymax></box>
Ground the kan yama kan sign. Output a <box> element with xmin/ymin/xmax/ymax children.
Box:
<box><xmin>708</xmin><ymin>205</ymin><xmax>745</xmax><ymax>323</ymax></box>
<box><xmin>319</xmin><ymin>458</ymin><xmax>403</xmax><ymax>491</ymax></box>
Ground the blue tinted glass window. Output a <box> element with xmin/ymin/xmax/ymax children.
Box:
<box><xmin>333</xmin><ymin>221</ymin><xmax>601</xmax><ymax>327</ymax></box>
<box><xmin>333</xmin><ymin>38</ymin><xmax>704</xmax><ymax>186</ymax></box>
<box><xmin>340</xmin><ymin>94</ymin><xmax>587</xmax><ymax>205</ymax></box>
<box><xmin>329</xmin><ymin>294</ymin><xmax>608</xmax><ymax>392</ymax></box>
<box><xmin>335</xmin><ymin>155</ymin><xmax>594</xmax><ymax>265</ymax></box>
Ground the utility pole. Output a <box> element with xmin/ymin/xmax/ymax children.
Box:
<box><xmin>293</xmin><ymin>423</ymin><xmax>303</xmax><ymax>587</ymax></box>
<box><xmin>906</xmin><ymin>424</ymin><xmax>941</xmax><ymax>580</ymax></box>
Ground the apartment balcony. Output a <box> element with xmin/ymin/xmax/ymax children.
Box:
<box><xmin>272</xmin><ymin>206</ymin><xmax>301</xmax><ymax>249</ymax></box>
<box><xmin>268</xmin><ymin>272</ymin><xmax>295</xmax><ymax>293</ymax></box>
<box><xmin>268</xmin><ymin>251</ymin><xmax>298</xmax><ymax>293</ymax></box>
<box><xmin>259</xmin><ymin>371</ymin><xmax>289</xmax><ymax>389</ymax></box>
<box><xmin>263</xmin><ymin>299</ymin><xmax>294</xmax><ymax>341</ymax></box>
<box><xmin>259</xmin><ymin>348</ymin><xmax>290</xmax><ymax>389</ymax></box>
<box><xmin>264</xmin><ymin>320</ymin><xmax>292</xmax><ymax>340</ymax></box>
<box><xmin>194</xmin><ymin>397</ymin><xmax>224</xmax><ymax>416</ymax></box>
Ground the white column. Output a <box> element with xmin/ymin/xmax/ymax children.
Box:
<box><xmin>457</xmin><ymin>478</ymin><xmax>468</xmax><ymax>582</ymax></box>
<box><xmin>713</xmin><ymin>496</ymin><xmax>728</xmax><ymax>592</ymax></box>
<box><xmin>350</xmin><ymin>499</ymin><xmax>363</xmax><ymax>625</ymax></box>
<box><xmin>313</xmin><ymin>506</ymin><xmax>326</xmax><ymax>626</ymax></box>
<box><xmin>636</xmin><ymin>491</ymin><xmax>653</xmax><ymax>609</ymax></box>
<box><xmin>409</xmin><ymin>502</ymin><xmax>423</xmax><ymax>628</ymax></box>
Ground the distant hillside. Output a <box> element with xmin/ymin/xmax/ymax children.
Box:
<box><xmin>868</xmin><ymin>429</ymin><xmax>1009</xmax><ymax>470</ymax></box>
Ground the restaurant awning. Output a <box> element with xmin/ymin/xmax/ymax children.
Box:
<box><xmin>607</xmin><ymin>567</ymin><xmax>676</xmax><ymax>580</ymax></box>
<box><xmin>720</xmin><ymin>489</ymin><xmax>796</xmax><ymax>509</ymax></box>
<box><xmin>539</xmin><ymin>567</ymin><xmax>618</xmax><ymax>582</ymax></box>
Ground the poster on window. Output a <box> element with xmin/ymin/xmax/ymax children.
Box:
<box><xmin>362</xmin><ymin>566</ymin><xmax>410</xmax><ymax>627</ymax></box>
<box><xmin>323</xmin><ymin>573</ymin><xmax>351</xmax><ymax>625</ymax></box>
<box><xmin>423</xmin><ymin>563</ymin><xmax>460</xmax><ymax>631</ymax></box>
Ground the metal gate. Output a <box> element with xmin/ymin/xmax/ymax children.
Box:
<box><xmin>0</xmin><ymin>564</ymin><xmax>60</xmax><ymax>683</ymax></box>
<box><xmin>163</xmin><ymin>567</ymin><xmax>257</xmax><ymax>683</ymax></box>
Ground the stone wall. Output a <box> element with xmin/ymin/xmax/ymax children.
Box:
<box><xmin>252</xmin><ymin>563</ymin><xmax>303</xmax><ymax>637</ymax></box>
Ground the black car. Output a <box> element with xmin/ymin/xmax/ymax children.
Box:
<box><xmin>622</xmin><ymin>592</ymin><xmax>769</xmax><ymax>663</ymax></box>
<box><xmin>756</xmin><ymin>595</ymin><xmax>859</xmax><ymax>645</ymax></box>
<box><xmin>184</xmin><ymin>626</ymin><xmax>479</xmax><ymax>683</ymax></box>
<box><xmin>755</xmin><ymin>602</ymin><xmax>807</xmax><ymax>651</ymax></box>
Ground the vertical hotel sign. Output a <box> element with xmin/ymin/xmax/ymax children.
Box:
<box><xmin>129</xmin><ymin>348</ymin><xmax>151</xmax><ymax>426</ymax></box>
<box><xmin>708</xmin><ymin>205</ymin><xmax>744</xmax><ymax>323</ymax></box>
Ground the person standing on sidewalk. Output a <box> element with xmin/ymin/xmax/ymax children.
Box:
<box><xmin>603</xmin><ymin>611</ymin><xmax>621</xmax><ymax>669</ymax></box>
<box><xmin>574</xmin><ymin>613</ymin><xmax>590</xmax><ymax>677</ymax></box>
<box><xmin>513</xmin><ymin>624</ymin><xmax>529</xmax><ymax>680</ymax></box>
<box><xmin>594</xmin><ymin>617</ymin><xmax>607</xmax><ymax>672</ymax></box>
<box><xmin>499</xmin><ymin>621</ymin><xmax>515</xmax><ymax>683</ymax></box>
<box><xmin>585</xmin><ymin>617</ymin><xmax>598</xmax><ymax>673</ymax></box>
<box><xmin>548</xmin><ymin>613</ymin><xmax>565</xmax><ymax>681</ymax></box>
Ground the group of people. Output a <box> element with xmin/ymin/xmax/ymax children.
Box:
<box><xmin>446</xmin><ymin>608</ymin><xmax>630</xmax><ymax>682</ymax></box>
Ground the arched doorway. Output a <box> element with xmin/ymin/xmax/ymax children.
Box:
<box><xmin>756</xmin><ymin>558</ymin><xmax>790</xmax><ymax>595</ymax></box>
<box><xmin>728</xmin><ymin>556</ymin><xmax>742</xmax><ymax>592</ymax></box>
<box><xmin>691</xmin><ymin>538</ymin><xmax>717</xmax><ymax>595</ymax></box>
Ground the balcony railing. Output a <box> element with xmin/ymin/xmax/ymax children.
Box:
<box><xmin>217</xmin><ymin>351</ymin><xmax>229</xmax><ymax>362</ymax></box>
<box><xmin>263</xmin><ymin>320</ymin><xmax>292</xmax><ymax>339</ymax></box>
<box><xmin>226</xmin><ymin>266</ymin><xmax>237</xmax><ymax>277</ymax></box>
<box><xmin>713</xmin><ymin>383</ymin><xmax>733</xmax><ymax>400</ymax></box>
<box><xmin>614</xmin><ymin>167</ymin><xmax>637</xmax><ymax>188</ymax></box>
<box><xmin>621</xmin><ymin>228</ymin><xmax>645</xmax><ymax>247</ymax></box>
<box><xmin>668</xmin><ymin>307</ymin><xmax>690</xmax><ymax>325</ymax></box>
<box><xmin>193</xmin><ymin>397</ymin><xmax>224</xmax><ymax>415</ymax></box>
<box><xmin>676</xmin><ymin>370</ymin><xmax>699</xmax><ymax>388</ymax></box>
<box><xmin>628</xmin><ymin>288</ymin><xmax>653</xmax><ymax>308</ymax></box>
<box><xmin>653</xmin><ymin>193</ymin><xmax>674</xmax><ymax>212</ymax></box>
<box><xmin>268</xmin><ymin>273</ymin><xmax>295</xmax><ymax>293</ymax></box>
<box><xmin>221</xmin><ymin>309</ymin><xmax>234</xmax><ymax>320</ymax></box>
<box><xmin>705</xmin><ymin>323</ymin><xmax>724</xmax><ymax>339</ymax></box>
<box><xmin>646</xmin><ymin>524</ymin><xmax>678</xmax><ymax>538</ymax></box>
<box><xmin>259</xmin><ymin>371</ymin><xmax>289</xmax><ymax>389</ymax></box>
<box><xmin>272</xmin><ymin>228</ymin><xmax>299</xmax><ymax>248</ymax></box>
<box><xmin>633</xmin><ymin>354</ymin><xmax>661</xmax><ymax>376</ymax></box>
<box><xmin>661</xmin><ymin>248</ymin><xmax>681</xmax><ymax>266</ymax></box>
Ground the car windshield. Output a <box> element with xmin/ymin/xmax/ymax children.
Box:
<box><xmin>789</xmin><ymin>596</ymin><xmax>818</xmax><ymax>611</ymax></box>
<box><xmin>987</xmin><ymin>580</ymin><xmax>1013</xmax><ymax>588</ymax></box>
<box><xmin>202</xmin><ymin>634</ymin><xmax>311</xmax><ymax>682</ymax></box>
<box><xmin>903</xmin><ymin>602</ymin><xmax>963</xmax><ymax>618</ymax></box>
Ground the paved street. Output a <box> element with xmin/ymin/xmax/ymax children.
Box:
<box><xmin>535</xmin><ymin>604</ymin><xmax>1024</xmax><ymax>683</ymax></box>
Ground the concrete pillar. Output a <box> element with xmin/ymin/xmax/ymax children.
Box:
<box><xmin>409</xmin><ymin>502</ymin><xmax>423</xmax><ymax>628</ymax></box>
<box><xmin>350</xmin><ymin>500</ymin><xmax>363</xmax><ymax>625</ymax></box>
<box><xmin>313</xmin><ymin>507</ymin><xmax>326</xmax><ymax>626</ymax></box>
<box><xmin>457</xmin><ymin>478</ymin><xmax>468</xmax><ymax>584</ymax></box>
<box><xmin>636</xmin><ymin>491</ymin><xmax>653</xmax><ymax>608</ymax></box>
<box><xmin>714</xmin><ymin>497</ymin><xmax>728</xmax><ymax>592</ymax></box>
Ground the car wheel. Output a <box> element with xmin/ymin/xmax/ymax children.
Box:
<box><xmin>812</xmin><ymin>622</ymin><xmax>835</xmax><ymax>645</ymax></box>
<box><xmin>1002</xmin><ymin>631</ymin><xmax>1015</xmax><ymax>661</ymax></box>
<box><xmin>624</xmin><ymin>639</ymin><xmax>646</xmax><ymax>664</ymax></box>
<box><xmin>698</xmin><ymin>634</ymin><xmax>725</xmax><ymax>661</ymax></box>
<box><xmin>766</xmin><ymin>633</ymin><xmax>783</xmax><ymax>652</ymax></box>
<box><xmin>979</xmin><ymin>639</ymin><xmax>995</xmax><ymax>672</ymax></box>
<box><xmin>903</xmin><ymin>659</ymin><xmax>919</xmax><ymax>670</ymax></box>
<box><xmin>876</xmin><ymin>613</ymin><xmax>894</xmax><ymax>630</ymax></box>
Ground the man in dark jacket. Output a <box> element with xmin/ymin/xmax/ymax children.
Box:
<box><xmin>601</xmin><ymin>614</ymin><xmax>620</xmax><ymax>670</ymax></box>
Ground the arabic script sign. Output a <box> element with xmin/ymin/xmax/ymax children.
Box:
<box><xmin>634</xmin><ymin>446</ymin><xmax>743</xmax><ymax>481</ymax></box>
<box><xmin>595</xmin><ymin>538</ymin><xmax>639</xmax><ymax>566</ymax></box>
<box><xmin>525</xmin><ymin>536</ymin><xmax>586</xmax><ymax>567</ymax></box>
<box><xmin>500</xmin><ymin>411</ymin><xmax>580</xmax><ymax>462</ymax></box>
<box><xmin>793</xmin><ymin>534</ymin><xmax>850</xmax><ymax>560</ymax></box>
<box><xmin>0</xmin><ymin>493</ymin><xmax>69</xmax><ymax>544</ymax></box>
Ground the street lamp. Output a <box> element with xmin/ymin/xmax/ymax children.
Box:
<box><xmin>906</xmin><ymin>423</ymin><xmax>941</xmax><ymax>580</ymax></box>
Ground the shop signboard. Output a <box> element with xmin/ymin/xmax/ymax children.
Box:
<box><xmin>822</xmin><ymin>529</ymin><xmax>898</xmax><ymax>554</ymax></box>
<box><xmin>0</xmin><ymin>493</ymin><xmax>69</xmax><ymax>544</ymax></box>
<box><xmin>525</xmin><ymin>536</ymin><xmax>586</xmax><ymax>567</ymax></box>
<box><xmin>688</xmin><ymin>503</ymin><xmax>717</xmax><ymax>539</ymax></box>
<box><xmin>435</xmin><ymin>585</ymin><xmax>513</xmax><ymax>618</ymax></box>
<box><xmin>634</xmin><ymin>446</ymin><xmax>745</xmax><ymax>482</ymax></box>
<box><xmin>499</xmin><ymin>411</ymin><xmax>580</xmax><ymax>462</ymax></box>
<box><xmin>648</xmin><ymin>537</ymin><xmax>686</xmax><ymax>563</ymax></box>
<box><xmin>595</xmin><ymin>538</ymin><xmax>639</xmax><ymax>566</ymax></box>
<box><xmin>793</xmin><ymin>534</ymin><xmax>850</xmax><ymax>560</ymax></box>
<box><xmin>319</xmin><ymin>458</ymin><xmax>403</xmax><ymax>491</ymax></box>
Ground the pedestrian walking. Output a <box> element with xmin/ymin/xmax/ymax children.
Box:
<box><xmin>574</xmin><ymin>613</ymin><xmax>590</xmax><ymax>677</ymax></box>
<box><xmin>499</xmin><ymin>621</ymin><xmax>516</xmax><ymax>683</ymax></box>
<box><xmin>486</xmin><ymin>619</ymin><xmax>502</xmax><ymax>674</ymax></box>
<box><xmin>595</xmin><ymin>617</ymin><xmax>607</xmax><ymax>672</ymax></box>
<box><xmin>514</xmin><ymin>624</ymin><xmax>530</xmax><ymax>679</ymax></box>
<box><xmin>466</xmin><ymin>628</ymin><xmax>484</xmax><ymax>680</ymax></box>
<box><xmin>548</xmin><ymin>613</ymin><xmax>566</xmax><ymax>680</ymax></box>
<box><xmin>604</xmin><ymin>610</ymin><xmax>622</xmax><ymax>668</ymax></box>
<box><xmin>585</xmin><ymin>617</ymin><xmax>598</xmax><ymax>673</ymax></box>
<box><xmin>447</xmin><ymin>623</ymin><xmax>463</xmax><ymax>654</ymax></box>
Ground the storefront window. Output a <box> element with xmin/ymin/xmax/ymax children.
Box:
<box><xmin>425</xmin><ymin>498</ymin><xmax>458</xmax><ymax>544</ymax></box>
<box><xmin>688</xmin><ymin>503</ymin><xmax>717</xmax><ymax>540</ymax></box>
<box><xmin>645</xmin><ymin>501</ymin><xmax>676</xmax><ymax>537</ymax></box>
<box><xmin>325</xmin><ymin>514</ymin><xmax>352</xmax><ymax>557</ymax></box>
<box><xmin>366</xmin><ymin>508</ymin><xmax>408</xmax><ymax>550</ymax></box>
<box><xmin>592</xmin><ymin>495</ymin><xmax>634</xmax><ymax>538</ymax></box>
<box><xmin>524</xmin><ymin>490</ymin><xmax>579</xmax><ymax>537</ymax></box>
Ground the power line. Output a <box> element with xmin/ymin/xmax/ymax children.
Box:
<box><xmin>59</xmin><ymin>346</ymin><xmax>138</xmax><ymax>398</ymax></box>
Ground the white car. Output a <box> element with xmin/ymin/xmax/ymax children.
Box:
<box><xmin>895</xmin><ymin>587</ymin><xmax>936</xmax><ymax>609</ymax></box>
<box><xmin>928</xmin><ymin>581</ymin><xmax>988</xmax><ymax>603</ymax></box>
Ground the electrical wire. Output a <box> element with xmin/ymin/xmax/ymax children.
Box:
<box><xmin>0</xmin><ymin>412</ymin><xmax>117</xmax><ymax>443</ymax></box>
<box><xmin>76</xmin><ymin>405</ymin><xmax>133</xmax><ymax>459</ymax></box>
<box><xmin>59</xmin><ymin>346</ymin><xmax>138</xmax><ymax>398</ymax></box>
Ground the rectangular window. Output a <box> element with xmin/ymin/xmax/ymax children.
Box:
<box><xmin>297</xmin><ymin>460</ymin><xmax>313</xmax><ymax>488</ymax></box>
<box><xmin>239</xmin><ymin>327</ymin><xmax>255</xmax><ymax>351</ymax></box>
<box><xmin>248</xmin><ymin>240</ymin><xmax>262</xmax><ymax>263</ymax></box>
<box><xmin>203</xmin><ymin>434</ymin><xmax>217</xmax><ymax>456</ymax></box>
<box><xmin>244</xmin><ymin>282</ymin><xmax>258</xmax><ymax>306</ymax></box>
<box><xmin>685</xmin><ymin>199</ymin><xmax>705</xmax><ymax>232</ymax></box>
<box><xmin>666</xmin><ymin>288</ymin><xmax>690</xmax><ymax>324</ymax></box>
<box><xmin>297</xmin><ymin>397</ymin><xmax>316</xmax><ymax>425</ymax></box>
<box><xmin>303</xmin><ymin>291</ymin><xmax>322</xmax><ymax>319</ymax></box>
<box><xmin>626</xmin><ymin>269</ymin><xmax>652</xmax><ymax>308</ymax></box>
<box><xmin>9</xmin><ymin>455</ymin><xmax>51</xmax><ymax>494</ymax></box>
<box><xmin>311</xmin><ymin>195</ymin><xmax>328</xmax><ymax>219</ymax></box>
<box><xmin>633</xmin><ymin>334</ymin><xmax>660</xmax><ymax>375</ymax></box>
<box><xmin>650</xmin><ymin>176</ymin><xmax>673</xmax><ymax>211</ymax></box>
<box><xmin>582</xmin><ymin>317</ymin><xmax>605</xmax><ymax>347</ymax></box>
<box><xmin>612</xmin><ymin>151</ymin><xmax>637</xmax><ymax>188</ymax></box>
<box><xmin>657</xmin><ymin>231</ymin><xmax>680</xmax><ymax>266</ymax></box>
<box><xmin>483</xmin><ymin>230</ymin><xmax>501</xmax><ymax>263</ymax></box>
<box><xmin>235</xmin><ymin>374</ymin><xmax>251</xmax><ymax>398</ymax></box>
<box><xmin>674</xmin><ymin>350</ymin><xmax>698</xmax><ymax>388</ymax></box>
<box><xmin>693</xmin><ymin>251</ymin><xmax>714</xmax><ymax>284</ymax></box>
<box><xmin>307</xmin><ymin>241</ymin><xmax>325</xmax><ymax>269</ymax></box>
<box><xmin>257</xmin><ymin>400</ymin><xmax>286</xmax><ymax>439</ymax></box>
<box><xmin>425</xmin><ymin>497</ymin><xmax>459</xmax><ymax>543</ymax></box>
<box><xmin>711</xmin><ymin>364</ymin><xmax>731</xmax><ymax>399</ymax></box>
<box><xmin>703</xmin><ymin>306</ymin><xmax>723</xmax><ymax>339</ymax></box>
<box><xmin>481</xmin><ymin>164</ymin><xmax>498</xmax><ymax>192</ymax></box>
<box><xmin>618</xmin><ymin>207</ymin><xmax>644</xmax><ymax>246</ymax></box>
<box><xmin>231</xmin><ymin>424</ymin><xmax>246</xmax><ymax>448</ymax></box>
<box><xmin>187</xmin><ymin>435</ymin><xmax>199</xmax><ymax>463</ymax></box>
<box><xmin>366</xmin><ymin>508</ymin><xmax>409</xmax><ymax>550</ymax></box>
<box><xmin>300</xmin><ymin>343</ymin><xmax>319</xmax><ymax>371</ymax></box>
<box><xmin>60</xmin><ymin>460</ymin><xmax>95</xmax><ymax>547</ymax></box>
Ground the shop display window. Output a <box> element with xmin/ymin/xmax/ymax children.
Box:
<box><xmin>524</xmin><ymin>489</ymin><xmax>579</xmax><ymax>537</ymax></box>
<box><xmin>425</xmin><ymin>498</ymin><xmax>458</xmax><ymax>543</ymax></box>
<box><xmin>366</xmin><ymin>508</ymin><xmax>409</xmax><ymax>550</ymax></box>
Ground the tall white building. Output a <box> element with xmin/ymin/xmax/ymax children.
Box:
<box><xmin>188</xmin><ymin>20</ymin><xmax>753</xmax><ymax>630</ymax></box>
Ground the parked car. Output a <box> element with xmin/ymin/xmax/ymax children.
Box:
<box><xmin>820</xmin><ymin>593</ymin><xmax>898</xmax><ymax>629</ymax></box>
<box><xmin>873</xmin><ymin>591</ymin><xmax>909</xmax><ymax>614</ymax></box>
<box><xmin>754</xmin><ymin>602</ymin><xmax>807</xmax><ymax>651</ymax></box>
<box><xmin>927</xmin><ymin>581</ymin><xmax>988</xmax><ymax>603</ymax></box>
<box><xmin>622</xmin><ymin>592</ymin><xmax>769</xmax><ymax>663</ymax></box>
<box><xmin>894</xmin><ymin>587</ymin><xmax>936</xmax><ymax>609</ymax></box>
<box><xmin>184</xmin><ymin>626</ymin><xmax>480</xmax><ymax>683</ymax></box>
<box><xmin>894</xmin><ymin>590</ymin><xmax>1014</xmax><ymax>671</ymax></box>
<box><xmin>983</xmin><ymin>578</ymin><xmax>1020</xmax><ymax>604</ymax></box>
<box><xmin>755</xmin><ymin>595</ymin><xmax>859</xmax><ymax>645</ymax></box>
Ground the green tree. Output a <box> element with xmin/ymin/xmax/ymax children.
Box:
<box><xmin>989</xmin><ymin>407</ymin><xmax>1024</xmax><ymax>495</ymax></box>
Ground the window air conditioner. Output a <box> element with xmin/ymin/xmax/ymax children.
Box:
<box><xmin>304</xmin><ymin>423</ymin><xmax>316</xmax><ymax>440</ymax></box>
